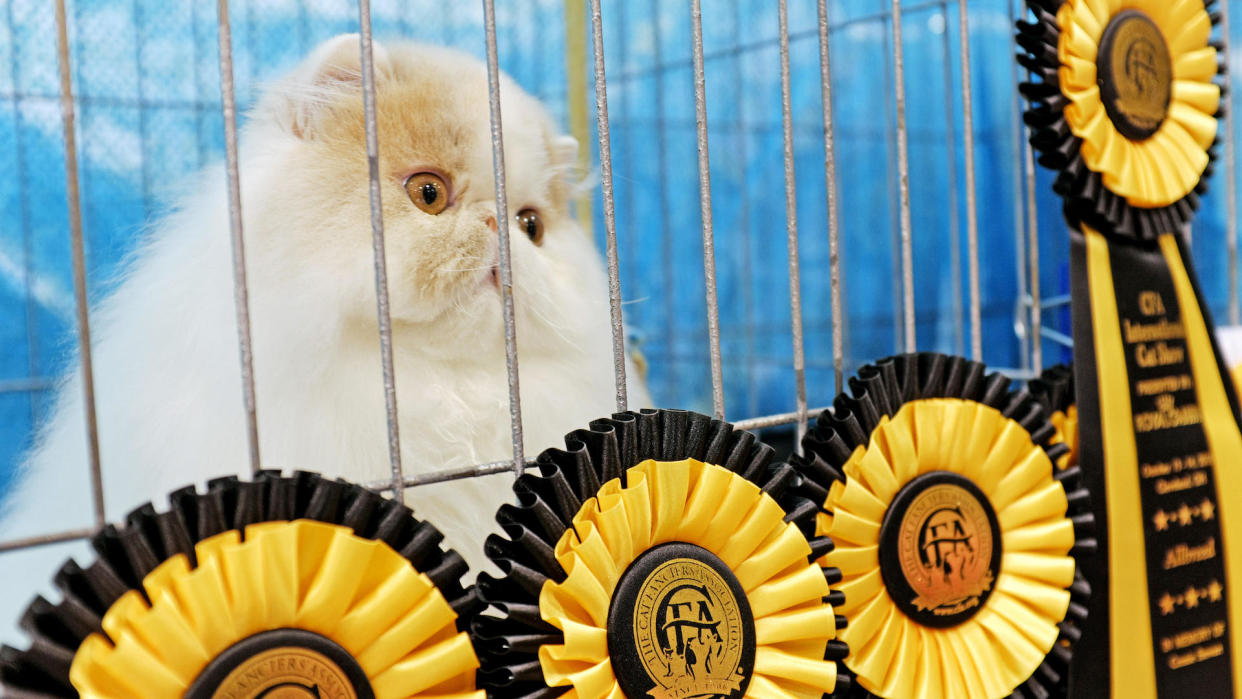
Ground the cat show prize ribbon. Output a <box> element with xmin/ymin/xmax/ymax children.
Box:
<box><xmin>0</xmin><ymin>471</ymin><xmax>484</xmax><ymax>698</ymax></box>
<box><xmin>471</xmin><ymin>409</ymin><xmax>849</xmax><ymax>698</ymax></box>
<box><xmin>793</xmin><ymin>353</ymin><xmax>1094</xmax><ymax>699</ymax></box>
<box><xmin>1019</xmin><ymin>0</ymin><xmax>1242</xmax><ymax>695</ymax></box>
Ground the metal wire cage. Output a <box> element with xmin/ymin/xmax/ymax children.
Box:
<box><xmin>0</xmin><ymin>0</ymin><xmax>1239</xmax><ymax>652</ymax></box>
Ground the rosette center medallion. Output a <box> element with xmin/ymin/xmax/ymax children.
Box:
<box><xmin>187</xmin><ymin>628</ymin><xmax>371</xmax><ymax>699</ymax></box>
<box><xmin>879</xmin><ymin>472</ymin><xmax>1003</xmax><ymax>628</ymax></box>
<box><xmin>608</xmin><ymin>542</ymin><xmax>756</xmax><ymax>699</ymax></box>
<box><xmin>1098</xmin><ymin>10</ymin><xmax>1172</xmax><ymax>140</ymax></box>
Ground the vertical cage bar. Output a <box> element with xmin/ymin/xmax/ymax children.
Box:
<box><xmin>890</xmin><ymin>0</ymin><xmax>916</xmax><ymax>353</ymax></box>
<box><xmin>587</xmin><ymin>0</ymin><xmax>628</xmax><ymax>412</ymax></box>
<box><xmin>818</xmin><ymin>0</ymin><xmax>845</xmax><ymax>394</ymax></box>
<box><xmin>1007</xmin><ymin>0</ymin><xmax>1031</xmax><ymax>371</ymax></box>
<box><xmin>1025</xmin><ymin>141</ymin><xmax>1042</xmax><ymax>372</ymax></box>
<box><xmin>879</xmin><ymin>6</ymin><xmax>903</xmax><ymax>353</ymax></box>
<box><xmin>215</xmin><ymin>0</ymin><xmax>261</xmax><ymax>476</ymax></box>
<box><xmin>55</xmin><ymin>0</ymin><xmax>105</xmax><ymax>526</ymax></box>
<box><xmin>941</xmin><ymin>1</ymin><xmax>964</xmax><ymax>356</ymax></box>
<box><xmin>356</xmin><ymin>1</ymin><xmax>405</xmax><ymax>499</ymax></box>
<box><xmin>482</xmin><ymin>0</ymin><xmax>526</xmax><ymax>474</ymax></box>
<box><xmin>958</xmin><ymin>0</ymin><xmax>982</xmax><ymax>360</ymax></box>
<box><xmin>1018</xmin><ymin>2</ymin><xmax>1042</xmax><ymax>373</ymax></box>
<box><xmin>1222</xmin><ymin>0</ymin><xmax>1239</xmax><ymax>325</ymax></box>
<box><xmin>778</xmin><ymin>0</ymin><xmax>808</xmax><ymax>447</ymax></box>
<box><xmin>690</xmin><ymin>0</ymin><xmax>725</xmax><ymax>420</ymax></box>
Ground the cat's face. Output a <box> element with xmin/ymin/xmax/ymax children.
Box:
<box><xmin>246</xmin><ymin>36</ymin><xmax>601</xmax><ymax>359</ymax></box>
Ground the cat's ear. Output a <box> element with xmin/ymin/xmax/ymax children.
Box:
<box><xmin>269</xmin><ymin>33</ymin><xmax>394</xmax><ymax>140</ymax></box>
<box><xmin>550</xmin><ymin>135</ymin><xmax>579</xmax><ymax>169</ymax></box>
<box><xmin>547</xmin><ymin>134</ymin><xmax>584</xmax><ymax>204</ymax></box>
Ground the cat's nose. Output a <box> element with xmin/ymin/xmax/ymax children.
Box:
<box><xmin>485</xmin><ymin>216</ymin><xmax>497</xmax><ymax>233</ymax></box>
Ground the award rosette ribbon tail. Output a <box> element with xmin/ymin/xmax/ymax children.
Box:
<box><xmin>1019</xmin><ymin>0</ymin><xmax>1242</xmax><ymax>695</ymax></box>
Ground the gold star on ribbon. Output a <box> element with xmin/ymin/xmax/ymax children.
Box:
<box><xmin>1178</xmin><ymin>503</ymin><xmax>1194</xmax><ymax>526</ymax></box>
<box><xmin>1154</xmin><ymin>509</ymin><xmax>1170</xmax><ymax>531</ymax></box>
<box><xmin>1186</xmin><ymin>586</ymin><xmax>1202</xmax><ymax>609</ymax></box>
<box><xmin>1160</xmin><ymin>593</ymin><xmax>1177</xmax><ymax>615</ymax></box>
<box><xmin>1209</xmin><ymin>580</ymin><xmax>1224</xmax><ymax>602</ymax></box>
<box><xmin>1201</xmin><ymin>498</ymin><xmax>1216</xmax><ymax>521</ymax></box>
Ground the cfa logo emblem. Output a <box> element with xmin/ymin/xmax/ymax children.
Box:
<box><xmin>897</xmin><ymin>482</ymin><xmax>997</xmax><ymax>620</ymax></box>
<box><xmin>1100</xmin><ymin>10</ymin><xmax>1171</xmax><ymax>136</ymax></box>
<box><xmin>918</xmin><ymin>505</ymin><xmax>979</xmax><ymax>579</ymax></box>
<box><xmin>632</xmin><ymin>558</ymin><xmax>748</xmax><ymax>699</ymax></box>
<box><xmin>1124</xmin><ymin>37</ymin><xmax>1161</xmax><ymax>97</ymax></box>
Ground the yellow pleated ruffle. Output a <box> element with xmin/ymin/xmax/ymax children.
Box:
<box><xmin>823</xmin><ymin>399</ymin><xmax>1076</xmax><ymax>699</ymax></box>
<box><xmin>1050</xmin><ymin>405</ymin><xmax>1079</xmax><ymax>470</ymax></box>
<box><xmin>538</xmin><ymin>459</ymin><xmax>839</xmax><ymax>698</ymax></box>
<box><xmin>68</xmin><ymin>519</ymin><xmax>483</xmax><ymax>699</ymax></box>
<box><xmin>1056</xmin><ymin>0</ymin><xmax>1217</xmax><ymax>208</ymax></box>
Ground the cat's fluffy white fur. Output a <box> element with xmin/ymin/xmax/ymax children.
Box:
<box><xmin>0</xmin><ymin>36</ymin><xmax>649</xmax><ymax>642</ymax></box>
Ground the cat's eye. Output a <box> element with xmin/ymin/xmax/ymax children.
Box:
<box><xmin>404</xmin><ymin>172</ymin><xmax>450</xmax><ymax>215</ymax></box>
<box><xmin>517</xmin><ymin>208</ymin><xmax>544</xmax><ymax>245</ymax></box>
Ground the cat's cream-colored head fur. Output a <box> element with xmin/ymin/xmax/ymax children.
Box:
<box><xmin>242</xmin><ymin>35</ymin><xmax>590</xmax><ymax>359</ymax></box>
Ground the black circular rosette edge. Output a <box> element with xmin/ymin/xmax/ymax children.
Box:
<box><xmin>471</xmin><ymin>408</ymin><xmax>851</xmax><ymax>699</ymax></box>
<box><xmin>1016</xmin><ymin>0</ymin><xmax>1225</xmax><ymax>242</ymax></box>
<box><xmin>790</xmin><ymin>352</ymin><xmax>1096</xmax><ymax>699</ymax></box>
<box><xmin>0</xmin><ymin>469</ymin><xmax>481</xmax><ymax>697</ymax></box>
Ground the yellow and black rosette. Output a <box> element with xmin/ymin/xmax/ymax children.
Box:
<box><xmin>1017</xmin><ymin>0</ymin><xmax>1223</xmax><ymax>240</ymax></box>
<box><xmin>472</xmin><ymin>409</ymin><xmax>849</xmax><ymax>698</ymax></box>
<box><xmin>0</xmin><ymin>471</ymin><xmax>484</xmax><ymax>698</ymax></box>
<box><xmin>792</xmin><ymin>353</ymin><xmax>1095</xmax><ymax>698</ymax></box>
<box><xmin>1029</xmin><ymin>363</ymin><xmax>1079</xmax><ymax>471</ymax></box>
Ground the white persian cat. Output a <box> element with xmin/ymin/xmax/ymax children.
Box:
<box><xmin>0</xmin><ymin>35</ymin><xmax>649</xmax><ymax>642</ymax></box>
